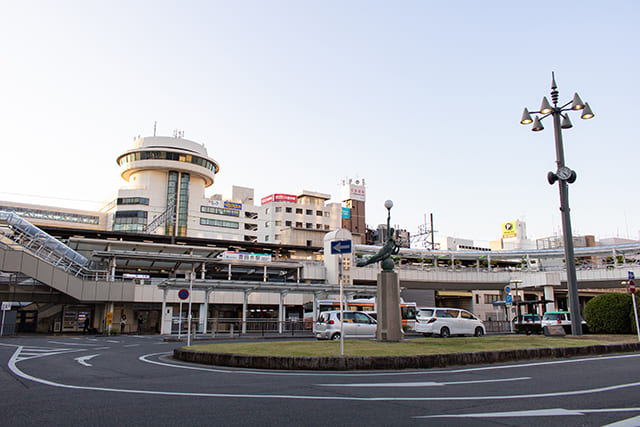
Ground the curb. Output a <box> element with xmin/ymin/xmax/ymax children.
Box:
<box><xmin>173</xmin><ymin>342</ymin><xmax>640</xmax><ymax>370</ymax></box>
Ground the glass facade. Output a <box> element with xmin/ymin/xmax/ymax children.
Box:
<box><xmin>200</xmin><ymin>218</ymin><xmax>239</xmax><ymax>229</ymax></box>
<box><xmin>117</xmin><ymin>197</ymin><xmax>149</xmax><ymax>206</ymax></box>
<box><xmin>165</xmin><ymin>171</ymin><xmax>189</xmax><ymax>237</ymax></box>
<box><xmin>112</xmin><ymin>210</ymin><xmax>147</xmax><ymax>232</ymax></box>
<box><xmin>0</xmin><ymin>205</ymin><xmax>99</xmax><ymax>225</ymax></box>
<box><xmin>119</xmin><ymin>151</ymin><xmax>218</xmax><ymax>173</ymax></box>
<box><xmin>200</xmin><ymin>206</ymin><xmax>240</xmax><ymax>217</ymax></box>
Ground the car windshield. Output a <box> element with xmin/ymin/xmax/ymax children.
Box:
<box><xmin>543</xmin><ymin>313</ymin><xmax>561</xmax><ymax>321</ymax></box>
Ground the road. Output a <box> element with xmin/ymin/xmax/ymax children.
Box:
<box><xmin>1</xmin><ymin>335</ymin><xmax>640</xmax><ymax>426</ymax></box>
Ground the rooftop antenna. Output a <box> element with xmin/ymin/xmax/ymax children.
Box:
<box><xmin>153</xmin><ymin>121</ymin><xmax>157</xmax><ymax>136</ymax></box>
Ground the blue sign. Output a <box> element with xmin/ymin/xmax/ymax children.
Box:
<box><xmin>505</xmin><ymin>294</ymin><xmax>513</xmax><ymax>304</ymax></box>
<box><xmin>629</xmin><ymin>271</ymin><xmax>635</xmax><ymax>280</ymax></box>
<box><xmin>330</xmin><ymin>240</ymin><xmax>352</xmax><ymax>254</ymax></box>
<box><xmin>341</xmin><ymin>207</ymin><xmax>351</xmax><ymax>219</ymax></box>
<box><xmin>178</xmin><ymin>289</ymin><xmax>190</xmax><ymax>300</ymax></box>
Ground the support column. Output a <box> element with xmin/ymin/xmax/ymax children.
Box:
<box><xmin>376</xmin><ymin>271</ymin><xmax>402</xmax><ymax>342</ymax></box>
<box><xmin>278</xmin><ymin>292</ymin><xmax>286</xmax><ymax>334</ymax></box>
<box><xmin>312</xmin><ymin>293</ymin><xmax>318</xmax><ymax>333</ymax></box>
<box><xmin>203</xmin><ymin>289</ymin><xmax>211</xmax><ymax>335</ymax></box>
<box><xmin>201</xmin><ymin>263</ymin><xmax>206</xmax><ymax>280</ymax></box>
<box><xmin>106</xmin><ymin>301</ymin><xmax>114</xmax><ymax>335</ymax></box>
<box><xmin>160</xmin><ymin>288</ymin><xmax>168</xmax><ymax>334</ymax></box>
<box><xmin>227</xmin><ymin>264</ymin><xmax>232</xmax><ymax>281</ymax></box>
<box><xmin>263</xmin><ymin>265</ymin><xmax>267</xmax><ymax>282</ymax></box>
<box><xmin>544</xmin><ymin>286</ymin><xmax>556</xmax><ymax>313</ymax></box>
<box><xmin>109</xmin><ymin>257</ymin><xmax>116</xmax><ymax>282</ymax></box>
<box><xmin>242</xmin><ymin>291</ymin><xmax>248</xmax><ymax>334</ymax></box>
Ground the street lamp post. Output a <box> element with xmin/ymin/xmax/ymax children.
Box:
<box><xmin>520</xmin><ymin>72</ymin><xmax>594</xmax><ymax>336</ymax></box>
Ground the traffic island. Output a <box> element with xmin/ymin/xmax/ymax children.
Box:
<box><xmin>174</xmin><ymin>342</ymin><xmax>640</xmax><ymax>370</ymax></box>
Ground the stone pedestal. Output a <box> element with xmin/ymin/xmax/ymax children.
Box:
<box><xmin>376</xmin><ymin>271</ymin><xmax>403</xmax><ymax>342</ymax></box>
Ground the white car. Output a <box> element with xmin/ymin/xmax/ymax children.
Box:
<box><xmin>315</xmin><ymin>310</ymin><xmax>377</xmax><ymax>340</ymax></box>
<box><xmin>415</xmin><ymin>307</ymin><xmax>485</xmax><ymax>337</ymax></box>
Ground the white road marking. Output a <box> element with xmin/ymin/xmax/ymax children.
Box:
<box><xmin>603</xmin><ymin>414</ymin><xmax>640</xmax><ymax>426</ymax></box>
<box><xmin>123</xmin><ymin>344</ymin><xmax>140</xmax><ymax>348</ymax></box>
<box><xmin>74</xmin><ymin>354</ymin><xmax>99</xmax><ymax>367</ymax></box>
<box><xmin>7</xmin><ymin>347</ymin><xmax>640</xmax><ymax>402</ymax></box>
<box><xmin>416</xmin><ymin>407</ymin><xmax>640</xmax><ymax>419</ymax></box>
<box><xmin>318</xmin><ymin>377</ymin><xmax>530</xmax><ymax>387</ymax></box>
<box><xmin>48</xmin><ymin>341</ymin><xmax>100</xmax><ymax>346</ymax></box>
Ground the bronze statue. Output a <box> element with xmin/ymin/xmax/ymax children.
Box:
<box><xmin>357</xmin><ymin>200</ymin><xmax>399</xmax><ymax>271</ymax></box>
<box><xmin>357</xmin><ymin>227</ymin><xmax>400</xmax><ymax>271</ymax></box>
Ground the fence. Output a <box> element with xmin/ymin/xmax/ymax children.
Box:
<box><xmin>170</xmin><ymin>318</ymin><xmax>312</xmax><ymax>337</ymax></box>
<box><xmin>483</xmin><ymin>320</ymin><xmax>513</xmax><ymax>334</ymax></box>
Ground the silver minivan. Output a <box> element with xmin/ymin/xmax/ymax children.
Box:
<box><xmin>315</xmin><ymin>310</ymin><xmax>377</xmax><ymax>340</ymax></box>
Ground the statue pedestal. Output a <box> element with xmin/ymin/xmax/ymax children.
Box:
<box><xmin>376</xmin><ymin>271</ymin><xmax>403</xmax><ymax>342</ymax></box>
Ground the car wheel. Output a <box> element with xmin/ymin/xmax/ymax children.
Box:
<box><xmin>474</xmin><ymin>327</ymin><xmax>484</xmax><ymax>337</ymax></box>
<box><xmin>331</xmin><ymin>332</ymin><xmax>341</xmax><ymax>341</ymax></box>
<box><xmin>440</xmin><ymin>327</ymin><xmax>450</xmax><ymax>338</ymax></box>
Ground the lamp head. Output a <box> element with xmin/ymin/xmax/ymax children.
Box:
<box><xmin>384</xmin><ymin>200</ymin><xmax>393</xmax><ymax>210</ymax></box>
<box><xmin>581</xmin><ymin>102</ymin><xmax>595</xmax><ymax>119</ymax></box>
<box><xmin>561</xmin><ymin>114</ymin><xmax>573</xmax><ymax>129</ymax></box>
<box><xmin>571</xmin><ymin>93</ymin><xmax>585</xmax><ymax>110</ymax></box>
<box><xmin>540</xmin><ymin>96</ymin><xmax>553</xmax><ymax>114</ymax></box>
<box><xmin>520</xmin><ymin>108</ymin><xmax>533</xmax><ymax>125</ymax></box>
<box><xmin>532</xmin><ymin>116</ymin><xmax>544</xmax><ymax>132</ymax></box>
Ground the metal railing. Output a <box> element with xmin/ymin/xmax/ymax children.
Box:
<box><xmin>170</xmin><ymin>318</ymin><xmax>311</xmax><ymax>337</ymax></box>
<box><xmin>0</xmin><ymin>211</ymin><xmax>108</xmax><ymax>280</ymax></box>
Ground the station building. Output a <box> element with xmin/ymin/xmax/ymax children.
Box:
<box><xmin>1</xmin><ymin>134</ymin><xmax>638</xmax><ymax>335</ymax></box>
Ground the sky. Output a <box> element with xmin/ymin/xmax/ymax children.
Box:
<box><xmin>0</xmin><ymin>1</ymin><xmax>638</xmax><ymax>245</ymax></box>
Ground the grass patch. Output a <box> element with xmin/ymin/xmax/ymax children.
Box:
<box><xmin>186</xmin><ymin>335</ymin><xmax>638</xmax><ymax>357</ymax></box>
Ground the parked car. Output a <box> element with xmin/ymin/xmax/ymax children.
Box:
<box><xmin>513</xmin><ymin>313</ymin><xmax>542</xmax><ymax>335</ymax></box>
<box><xmin>315</xmin><ymin>310</ymin><xmax>377</xmax><ymax>340</ymax></box>
<box><xmin>415</xmin><ymin>307</ymin><xmax>485</xmax><ymax>337</ymax></box>
<box><xmin>541</xmin><ymin>311</ymin><xmax>588</xmax><ymax>333</ymax></box>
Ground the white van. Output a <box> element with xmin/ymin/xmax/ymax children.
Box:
<box><xmin>315</xmin><ymin>310</ymin><xmax>377</xmax><ymax>340</ymax></box>
<box><xmin>415</xmin><ymin>307</ymin><xmax>485</xmax><ymax>337</ymax></box>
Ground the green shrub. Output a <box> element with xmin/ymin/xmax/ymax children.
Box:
<box><xmin>631</xmin><ymin>296</ymin><xmax>640</xmax><ymax>334</ymax></box>
<box><xmin>584</xmin><ymin>293</ymin><xmax>632</xmax><ymax>334</ymax></box>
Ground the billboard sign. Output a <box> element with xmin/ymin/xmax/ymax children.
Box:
<box><xmin>223</xmin><ymin>201</ymin><xmax>242</xmax><ymax>210</ymax></box>
<box><xmin>341</xmin><ymin>180</ymin><xmax>366</xmax><ymax>202</ymax></box>
<box><xmin>342</xmin><ymin>207</ymin><xmax>351</xmax><ymax>219</ymax></box>
<box><xmin>261</xmin><ymin>194</ymin><xmax>297</xmax><ymax>205</ymax></box>
<box><xmin>502</xmin><ymin>221</ymin><xmax>517</xmax><ymax>239</ymax></box>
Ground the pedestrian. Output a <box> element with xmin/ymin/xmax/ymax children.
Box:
<box><xmin>120</xmin><ymin>313</ymin><xmax>127</xmax><ymax>334</ymax></box>
<box><xmin>137</xmin><ymin>314</ymin><xmax>144</xmax><ymax>335</ymax></box>
<box><xmin>83</xmin><ymin>313</ymin><xmax>91</xmax><ymax>334</ymax></box>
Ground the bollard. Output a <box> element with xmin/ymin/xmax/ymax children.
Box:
<box><xmin>229</xmin><ymin>324</ymin><xmax>234</xmax><ymax>338</ymax></box>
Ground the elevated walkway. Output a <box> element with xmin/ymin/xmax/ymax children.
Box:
<box><xmin>0</xmin><ymin>211</ymin><xmax>130</xmax><ymax>302</ymax></box>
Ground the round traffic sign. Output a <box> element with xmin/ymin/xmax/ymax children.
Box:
<box><xmin>504</xmin><ymin>285</ymin><xmax>511</xmax><ymax>294</ymax></box>
<box><xmin>178</xmin><ymin>288</ymin><xmax>190</xmax><ymax>300</ymax></box>
<box><xmin>630</xmin><ymin>280</ymin><xmax>636</xmax><ymax>294</ymax></box>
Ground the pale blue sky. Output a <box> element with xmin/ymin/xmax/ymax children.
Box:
<box><xmin>0</xmin><ymin>1</ymin><xmax>638</xmax><ymax>244</ymax></box>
